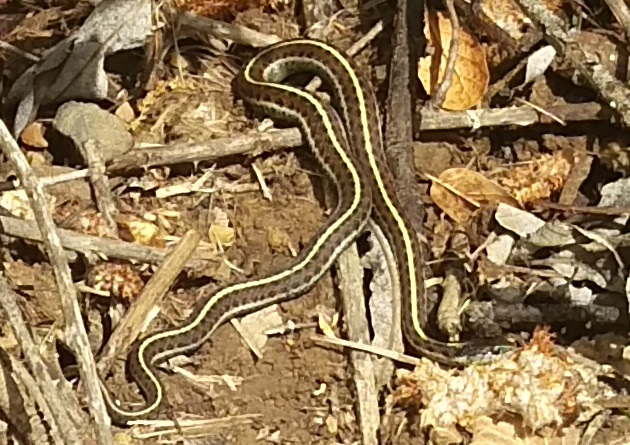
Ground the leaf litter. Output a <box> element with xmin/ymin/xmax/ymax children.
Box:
<box><xmin>1</xmin><ymin>0</ymin><xmax>630</xmax><ymax>444</ymax></box>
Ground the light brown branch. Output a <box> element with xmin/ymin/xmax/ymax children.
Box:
<box><xmin>97</xmin><ymin>230</ymin><xmax>201</xmax><ymax>374</ymax></box>
<box><xmin>0</xmin><ymin>275</ymin><xmax>80</xmax><ymax>443</ymax></box>
<box><xmin>0</xmin><ymin>214</ymin><xmax>216</xmax><ymax>269</ymax></box>
<box><xmin>0</xmin><ymin>120</ymin><xmax>112</xmax><ymax>445</ymax></box>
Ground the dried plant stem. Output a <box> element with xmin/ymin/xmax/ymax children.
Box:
<box><xmin>0</xmin><ymin>214</ymin><xmax>215</xmax><ymax>268</ymax></box>
<box><xmin>336</xmin><ymin>245</ymin><xmax>379</xmax><ymax>445</ymax></box>
<box><xmin>80</xmin><ymin>140</ymin><xmax>118</xmax><ymax>238</ymax></box>
<box><xmin>514</xmin><ymin>0</ymin><xmax>630</xmax><ymax>127</ymax></box>
<box><xmin>430</xmin><ymin>0</ymin><xmax>461</xmax><ymax>109</ymax></box>
<box><xmin>98</xmin><ymin>230</ymin><xmax>201</xmax><ymax>374</ymax></box>
<box><xmin>0</xmin><ymin>275</ymin><xmax>79</xmax><ymax>443</ymax></box>
<box><xmin>0</xmin><ymin>120</ymin><xmax>113</xmax><ymax>445</ymax></box>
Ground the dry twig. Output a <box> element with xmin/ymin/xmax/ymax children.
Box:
<box><xmin>176</xmin><ymin>10</ymin><xmax>280</xmax><ymax>47</ymax></box>
<box><xmin>336</xmin><ymin>245</ymin><xmax>380</xmax><ymax>445</ymax></box>
<box><xmin>0</xmin><ymin>120</ymin><xmax>113</xmax><ymax>445</ymax></box>
<box><xmin>97</xmin><ymin>230</ymin><xmax>201</xmax><ymax>374</ymax></box>
<box><xmin>0</xmin><ymin>275</ymin><xmax>80</xmax><ymax>443</ymax></box>
<box><xmin>430</xmin><ymin>0</ymin><xmax>461</xmax><ymax>109</ymax></box>
<box><xmin>80</xmin><ymin>140</ymin><xmax>118</xmax><ymax>238</ymax></box>
<box><xmin>514</xmin><ymin>0</ymin><xmax>630</xmax><ymax>126</ymax></box>
<box><xmin>0</xmin><ymin>214</ymin><xmax>215</xmax><ymax>267</ymax></box>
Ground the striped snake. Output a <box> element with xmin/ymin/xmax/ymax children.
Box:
<box><xmin>100</xmin><ymin>39</ymin><xmax>506</xmax><ymax>426</ymax></box>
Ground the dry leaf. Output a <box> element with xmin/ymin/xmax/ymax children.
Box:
<box><xmin>418</xmin><ymin>10</ymin><xmax>489</xmax><ymax>111</ymax></box>
<box><xmin>125</xmin><ymin>220</ymin><xmax>161</xmax><ymax>246</ymax></box>
<box><xmin>496</xmin><ymin>150</ymin><xmax>574</xmax><ymax>206</ymax></box>
<box><xmin>208</xmin><ymin>207</ymin><xmax>235</xmax><ymax>251</ymax></box>
<box><xmin>234</xmin><ymin>304</ymin><xmax>282</xmax><ymax>355</ymax></box>
<box><xmin>318</xmin><ymin>313</ymin><xmax>336</xmax><ymax>338</ymax></box>
<box><xmin>209</xmin><ymin>224</ymin><xmax>235</xmax><ymax>246</ymax></box>
<box><xmin>0</xmin><ymin>189</ymin><xmax>55</xmax><ymax>220</ymax></box>
<box><xmin>20</xmin><ymin>122</ymin><xmax>48</xmax><ymax>148</ymax></box>
<box><xmin>430</xmin><ymin>168</ymin><xmax>520</xmax><ymax>223</ymax></box>
<box><xmin>117</xmin><ymin>214</ymin><xmax>165</xmax><ymax>247</ymax></box>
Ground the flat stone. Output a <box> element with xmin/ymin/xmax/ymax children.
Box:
<box><xmin>53</xmin><ymin>101</ymin><xmax>133</xmax><ymax>163</ymax></box>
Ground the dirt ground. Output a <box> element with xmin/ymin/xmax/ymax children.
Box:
<box><xmin>109</xmin><ymin>165</ymin><xmax>365</xmax><ymax>444</ymax></box>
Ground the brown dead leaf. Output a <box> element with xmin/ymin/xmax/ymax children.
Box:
<box><xmin>429</xmin><ymin>168</ymin><xmax>520</xmax><ymax>223</ymax></box>
<box><xmin>20</xmin><ymin>122</ymin><xmax>48</xmax><ymax>148</ymax></box>
<box><xmin>117</xmin><ymin>214</ymin><xmax>166</xmax><ymax>247</ymax></box>
<box><xmin>418</xmin><ymin>10</ymin><xmax>489</xmax><ymax>111</ymax></box>
<box><xmin>496</xmin><ymin>150</ymin><xmax>574</xmax><ymax>206</ymax></box>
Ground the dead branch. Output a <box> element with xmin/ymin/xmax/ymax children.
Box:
<box><xmin>0</xmin><ymin>120</ymin><xmax>112</xmax><ymax>445</ymax></box>
<box><xmin>0</xmin><ymin>275</ymin><xmax>81</xmax><ymax>443</ymax></box>
<box><xmin>0</xmin><ymin>214</ymin><xmax>216</xmax><ymax>269</ymax></box>
<box><xmin>80</xmin><ymin>140</ymin><xmax>118</xmax><ymax>238</ymax></box>
<box><xmin>514</xmin><ymin>0</ymin><xmax>630</xmax><ymax>127</ymax></box>
<box><xmin>430</xmin><ymin>0</ymin><xmax>461</xmax><ymax>109</ymax></box>
<box><xmin>97</xmin><ymin>230</ymin><xmax>201</xmax><ymax>374</ymax></box>
<box><xmin>336</xmin><ymin>244</ymin><xmax>380</xmax><ymax>445</ymax></box>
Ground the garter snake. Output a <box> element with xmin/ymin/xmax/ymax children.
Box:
<box><xmin>101</xmin><ymin>38</ymin><xmax>506</xmax><ymax>426</ymax></box>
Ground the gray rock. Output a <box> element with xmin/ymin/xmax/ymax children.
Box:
<box><xmin>53</xmin><ymin>101</ymin><xmax>133</xmax><ymax>163</ymax></box>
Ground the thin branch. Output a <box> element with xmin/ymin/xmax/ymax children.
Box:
<box><xmin>107</xmin><ymin>128</ymin><xmax>302</xmax><ymax>173</ymax></box>
<box><xmin>0</xmin><ymin>214</ymin><xmax>216</xmax><ymax>269</ymax></box>
<box><xmin>0</xmin><ymin>120</ymin><xmax>113</xmax><ymax>445</ymax></box>
<box><xmin>430</xmin><ymin>0</ymin><xmax>461</xmax><ymax>109</ymax></box>
<box><xmin>0</xmin><ymin>275</ymin><xmax>80</xmax><ymax>443</ymax></box>
<box><xmin>337</xmin><ymin>243</ymin><xmax>380</xmax><ymax>445</ymax></box>
<box><xmin>97</xmin><ymin>230</ymin><xmax>201</xmax><ymax>374</ymax></box>
<box><xmin>176</xmin><ymin>10</ymin><xmax>280</xmax><ymax>47</ymax></box>
<box><xmin>80</xmin><ymin>140</ymin><xmax>118</xmax><ymax>238</ymax></box>
<box><xmin>513</xmin><ymin>0</ymin><xmax>630</xmax><ymax>127</ymax></box>
<box><xmin>0</xmin><ymin>101</ymin><xmax>606</xmax><ymax>196</ymax></box>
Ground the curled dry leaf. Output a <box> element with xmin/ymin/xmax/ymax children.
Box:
<box><xmin>418</xmin><ymin>10</ymin><xmax>489</xmax><ymax>111</ymax></box>
<box><xmin>429</xmin><ymin>168</ymin><xmax>520</xmax><ymax>223</ymax></box>
<box><xmin>20</xmin><ymin>122</ymin><xmax>48</xmax><ymax>148</ymax></box>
